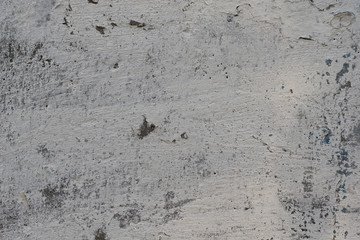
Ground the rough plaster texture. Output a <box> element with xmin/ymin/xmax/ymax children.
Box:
<box><xmin>1</xmin><ymin>0</ymin><xmax>360</xmax><ymax>239</ymax></box>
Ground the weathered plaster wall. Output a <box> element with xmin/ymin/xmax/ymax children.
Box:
<box><xmin>1</xmin><ymin>0</ymin><xmax>360</xmax><ymax>239</ymax></box>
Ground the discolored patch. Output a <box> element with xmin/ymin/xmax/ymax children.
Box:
<box><xmin>330</xmin><ymin>12</ymin><xmax>356</xmax><ymax>29</ymax></box>
<box><xmin>351</xmin><ymin>123</ymin><xmax>360</xmax><ymax>143</ymax></box>
<box><xmin>164</xmin><ymin>191</ymin><xmax>194</xmax><ymax>210</ymax></box>
<box><xmin>163</xmin><ymin>210</ymin><xmax>181</xmax><ymax>223</ymax></box>
<box><xmin>113</xmin><ymin>209</ymin><xmax>141</xmax><ymax>228</ymax></box>
<box><xmin>335</xmin><ymin>63</ymin><xmax>349</xmax><ymax>83</ymax></box>
<box><xmin>138</xmin><ymin>117</ymin><xmax>155</xmax><ymax>139</ymax></box>
<box><xmin>40</xmin><ymin>179</ymin><xmax>69</xmax><ymax>208</ymax></box>
<box><xmin>37</xmin><ymin>144</ymin><xmax>55</xmax><ymax>160</ymax></box>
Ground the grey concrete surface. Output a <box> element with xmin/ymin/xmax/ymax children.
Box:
<box><xmin>1</xmin><ymin>0</ymin><xmax>360</xmax><ymax>239</ymax></box>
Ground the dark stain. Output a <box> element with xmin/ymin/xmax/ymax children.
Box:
<box><xmin>0</xmin><ymin>199</ymin><xmax>21</xmax><ymax>231</ymax></box>
<box><xmin>180</xmin><ymin>132</ymin><xmax>188</xmax><ymax>139</ymax></box>
<box><xmin>163</xmin><ymin>210</ymin><xmax>181</xmax><ymax>223</ymax></box>
<box><xmin>352</xmin><ymin>123</ymin><xmax>360</xmax><ymax>143</ymax></box>
<box><xmin>182</xmin><ymin>152</ymin><xmax>212</xmax><ymax>178</ymax></box>
<box><xmin>197</xmin><ymin>168</ymin><xmax>211</xmax><ymax>178</ymax></box>
<box><xmin>113</xmin><ymin>62</ymin><xmax>118</xmax><ymax>69</ymax></box>
<box><xmin>182</xmin><ymin>2</ymin><xmax>195</xmax><ymax>12</ymax></box>
<box><xmin>279</xmin><ymin>194</ymin><xmax>331</xmax><ymax>237</ymax></box>
<box><xmin>335</xmin><ymin>63</ymin><xmax>349</xmax><ymax>82</ymax></box>
<box><xmin>37</xmin><ymin>144</ymin><xmax>55</xmax><ymax>160</ymax></box>
<box><xmin>129</xmin><ymin>20</ymin><xmax>146</xmax><ymax>27</ymax></box>
<box><xmin>6</xmin><ymin>131</ymin><xmax>17</xmax><ymax>146</ymax></box>
<box><xmin>341</xmin><ymin>81</ymin><xmax>351</xmax><ymax>89</ymax></box>
<box><xmin>0</xmin><ymin>37</ymin><xmax>65</xmax><ymax>113</ymax></box>
<box><xmin>40</xmin><ymin>179</ymin><xmax>69</xmax><ymax>208</ymax></box>
<box><xmin>164</xmin><ymin>191</ymin><xmax>194</xmax><ymax>210</ymax></box>
<box><xmin>88</xmin><ymin>0</ymin><xmax>99</xmax><ymax>4</ymax></box>
<box><xmin>113</xmin><ymin>209</ymin><xmax>141</xmax><ymax>228</ymax></box>
<box><xmin>31</xmin><ymin>43</ymin><xmax>43</xmax><ymax>59</ymax></box>
<box><xmin>325</xmin><ymin>59</ymin><xmax>332</xmax><ymax>66</ymax></box>
<box><xmin>34</xmin><ymin>0</ymin><xmax>56</xmax><ymax>26</ymax></box>
<box><xmin>302</xmin><ymin>178</ymin><xmax>313</xmax><ymax>193</ymax></box>
<box><xmin>94</xmin><ymin>228</ymin><xmax>108</xmax><ymax>240</ymax></box>
<box><xmin>280</xmin><ymin>196</ymin><xmax>301</xmax><ymax>214</ymax></box>
<box><xmin>110</xmin><ymin>22</ymin><xmax>117</xmax><ymax>27</ymax></box>
<box><xmin>323</xmin><ymin>127</ymin><xmax>332</xmax><ymax>144</ymax></box>
<box><xmin>96</xmin><ymin>26</ymin><xmax>106</xmax><ymax>34</ymax></box>
<box><xmin>165</xmin><ymin>191</ymin><xmax>175</xmax><ymax>202</ymax></box>
<box><xmin>290</xmin><ymin>89</ymin><xmax>293</xmax><ymax>94</ymax></box>
<box><xmin>332</xmin><ymin>149</ymin><xmax>357</xmax><ymax>176</ymax></box>
<box><xmin>138</xmin><ymin>117</ymin><xmax>155</xmax><ymax>139</ymax></box>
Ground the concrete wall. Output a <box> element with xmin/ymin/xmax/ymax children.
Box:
<box><xmin>1</xmin><ymin>0</ymin><xmax>360</xmax><ymax>239</ymax></box>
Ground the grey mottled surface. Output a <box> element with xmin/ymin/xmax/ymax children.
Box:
<box><xmin>1</xmin><ymin>0</ymin><xmax>360</xmax><ymax>239</ymax></box>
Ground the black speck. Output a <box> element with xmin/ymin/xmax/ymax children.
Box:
<box><xmin>299</xmin><ymin>37</ymin><xmax>313</xmax><ymax>41</ymax></box>
<box><xmin>88</xmin><ymin>0</ymin><xmax>99</xmax><ymax>4</ymax></box>
<box><xmin>63</xmin><ymin>17</ymin><xmax>70</xmax><ymax>27</ymax></box>
<box><xmin>181</xmin><ymin>132</ymin><xmax>188</xmax><ymax>139</ymax></box>
<box><xmin>129</xmin><ymin>20</ymin><xmax>146</xmax><ymax>27</ymax></box>
<box><xmin>96</xmin><ymin>26</ymin><xmax>106</xmax><ymax>34</ymax></box>
<box><xmin>138</xmin><ymin>117</ymin><xmax>155</xmax><ymax>139</ymax></box>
